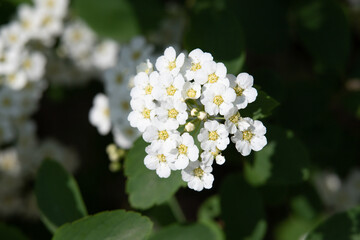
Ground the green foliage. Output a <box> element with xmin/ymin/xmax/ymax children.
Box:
<box><xmin>220</xmin><ymin>174</ymin><xmax>266</xmax><ymax>240</ymax></box>
<box><xmin>244</xmin><ymin>125</ymin><xmax>310</xmax><ymax>186</ymax></box>
<box><xmin>0</xmin><ymin>223</ymin><xmax>28</xmax><ymax>240</ymax></box>
<box><xmin>35</xmin><ymin>160</ymin><xmax>87</xmax><ymax>233</ymax></box>
<box><xmin>53</xmin><ymin>210</ymin><xmax>153</xmax><ymax>240</ymax></box>
<box><xmin>306</xmin><ymin>206</ymin><xmax>360</xmax><ymax>240</ymax></box>
<box><xmin>149</xmin><ymin>223</ymin><xmax>218</xmax><ymax>240</ymax></box>
<box><xmin>241</xmin><ymin>90</ymin><xmax>279</xmax><ymax>120</ymax></box>
<box><xmin>124</xmin><ymin>138</ymin><xmax>184</xmax><ymax>210</ymax></box>
<box><xmin>72</xmin><ymin>0</ymin><xmax>140</xmax><ymax>41</ymax></box>
<box><xmin>184</xmin><ymin>4</ymin><xmax>246</xmax><ymax>74</ymax></box>
<box><xmin>292</xmin><ymin>0</ymin><xmax>351</xmax><ymax>75</ymax></box>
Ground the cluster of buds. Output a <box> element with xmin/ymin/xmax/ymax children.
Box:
<box><xmin>128</xmin><ymin>47</ymin><xmax>267</xmax><ymax>191</ymax></box>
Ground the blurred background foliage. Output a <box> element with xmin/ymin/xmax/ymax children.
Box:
<box><xmin>0</xmin><ymin>0</ymin><xmax>359</xmax><ymax>239</ymax></box>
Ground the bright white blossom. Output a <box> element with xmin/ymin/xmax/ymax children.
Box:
<box><xmin>171</xmin><ymin>133</ymin><xmax>199</xmax><ymax>170</ymax></box>
<box><xmin>145</xmin><ymin>142</ymin><xmax>177</xmax><ymax>178</ymax></box>
<box><xmin>181</xmin><ymin>161</ymin><xmax>214</xmax><ymax>191</ymax></box>
<box><xmin>229</xmin><ymin>73</ymin><xmax>258</xmax><ymax>109</ymax></box>
<box><xmin>155</xmin><ymin>46</ymin><xmax>185</xmax><ymax>76</ymax></box>
<box><xmin>198</xmin><ymin>120</ymin><xmax>230</xmax><ymax>151</ymax></box>
<box><xmin>89</xmin><ymin>93</ymin><xmax>111</xmax><ymax>135</ymax></box>
<box><xmin>231</xmin><ymin>117</ymin><xmax>267</xmax><ymax>156</ymax></box>
<box><xmin>184</xmin><ymin>48</ymin><xmax>213</xmax><ymax>82</ymax></box>
<box><xmin>201</xmin><ymin>83</ymin><xmax>236</xmax><ymax>115</ymax></box>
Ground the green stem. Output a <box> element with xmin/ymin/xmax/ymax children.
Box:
<box><xmin>168</xmin><ymin>196</ymin><xmax>186</xmax><ymax>223</ymax></box>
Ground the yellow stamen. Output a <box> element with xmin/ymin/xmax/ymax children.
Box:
<box><xmin>168</xmin><ymin>108</ymin><xmax>178</xmax><ymax>118</ymax></box>
<box><xmin>208</xmin><ymin>131</ymin><xmax>219</xmax><ymax>141</ymax></box>
<box><xmin>213</xmin><ymin>95</ymin><xmax>224</xmax><ymax>106</ymax></box>
<box><xmin>158</xmin><ymin>130</ymin><xmax>169</xmax><ymax>140</ymax></box>
<box><xmin>208</xmin><ymin>73</ymin><xmax>219</xmax><ymax>83</ymax></box>
<box><xmin>187</xmin><ymin>89</ymin><xmax>197</xmax><ymax>98</ymax></box>
<box><xmin>229</xmin><ymin>112</ymin><xmax>240</xmax><ymax>124</ymax></box>
<box><xmin>157</xmin><ymin>154</ymin><xmax>166</xmax><ymax>162</ymax></box>
<box><xmin>191</xmin><ymin>62</ymin><xmax>201</xmax><ymax>71</ymax></box>
<box><xmin>142</xmin><ymin>108</ymin><xmax>151</xmax><ymax>119</ymax></box>
<box><xmin>178</xmin><ymin>144</ymin><xmax>188</xmax><ymax>155</ymax></box>
<box><xmin>145</xmin><ymin>85</ymin><xmax>153</xmax><ymax>95</ymax></box>
<box><xmin>194</xmin><ymin>167</ymin><xmax>204</xmax><ymax>177</ymax></box>
<box><xmin>166</xmin><ymin>85</ymin><xmax>176</xmax><ymax>96</ymax></box>
<box><xmin>234</xmin><ymin>86</ymin><xmax>244</xmax><ymax>96</ymax></box>
<box><xmin>168</xmin><ymin>61</ymin><xmax>176</xmax><ymax>71</ymax></box>
<box><xmin>242</xmin><ymin>130</ymin><xmax>253</xmax><ymax>141</ymax></box>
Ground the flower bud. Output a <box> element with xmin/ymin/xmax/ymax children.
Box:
<box><xmin>190</xmin><ymin>108</ymin><xmax>199</xmax><ymax>117</ymax></box>
<box><xmin>198</xmin><ymin>111</ymin><xmax>207</xmax><ymax>120</ymax></box>
<box><xmin>185</xmin><ymin>122</ymin><xmax>195</xmax><ymax>132</ymax></box>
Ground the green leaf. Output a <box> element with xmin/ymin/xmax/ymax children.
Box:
<box><xmin>244</xmin><ymin>125</ymin><xmax>310</xmax><ymax>186</ymax></box>
<box><xmin>184</xmin><ymin>8</ymin><xmax>246</xmax><ymax>75</ymax></box>
<box><xmin>292</xmin><ymin>0</ymin><xmax>351</xmax><ymax>75</ymax></box>
<box><xmin>306</xmin><ymin>206</ymin><xmax>360</xmax><ymax>240</ymax></box>
<box><xmin>220</xmin><ymin>173</ymin><xmax>267</xmax><ymax>240</ymax></box>
<box><xmin>35</xmin><ymin>159</ymin><xmax>87</xmax><ymax>233</ymax></box>
<box><xmin>276</xmin><ymin>217</ymin><xmax>317</xmax><ymax>240</ymax></box>
<box><xmin>149</xmin><ymin>223</ymin><xmax>218</xmax><ymax>240</ymax></box>
<box><xmin>53</xmin><ymin>210</ymin><xmax>153</xmax><ymax>240</ymax></box>
<box><xmin>72</xmin><ymin>0</ymin><xmax>140</xmax><ymax>41</ymax></box>
<box><xmin>0</xmin><ymin>223</ymin><xmax>28</xmax><ymax>240</ymax></box>
<box><xmin>124</xmin><ymin>138</ymin><xmax>184</xmax><ymax>210</ymax></box>
<box><xmin>241</xmin><ymin>90</ymin><xmax>279</xmax><ymax>120</ymax></box>
<box><xmin>226</xmin><ymin>0</ymin><xmax>289</xmax><ymax>54</ymax></box>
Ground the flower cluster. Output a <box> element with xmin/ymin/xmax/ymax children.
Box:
<box><xmin>89</xmin><ymin>37</ymin><xmax>155</xmax><ymax>149</ymax></box>
<box><xmin>129</xmin><ymin>47</ymin><xmax>267</xmax><ymax>191</ymax></box>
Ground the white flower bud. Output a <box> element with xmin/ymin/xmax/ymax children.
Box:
<box><xmin>198</xmin><ymin>111</ymin><xmax>207</xmax><ymax>120</ymax></box>
<box><xmin>190</xmin><ymin>108</ymin><xmax>199</xmax><ymax>116</ymax></box>
<box><xmin>185</xmin><ymin>122</ymin><xmax>195</xmax><ymax>132</ymax></box>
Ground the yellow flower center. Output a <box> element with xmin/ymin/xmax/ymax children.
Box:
<box><xmin>229</xmin><ymin>112</ymin><xmax>240</xmax><ymax>124</ymax></box>
<box><xmin>132</xmin><ymin>51</ymin><xmax>141</xmax><ymax>60</ymax></box>
<box><xmin>8</xmin><ymin>74</ymin><xmax>16</xmax><ymax>83</ymax></box>
<box><xmin>168</xmin><ymin>108</ymin><xmax>179</xmax><ymax>118</ymax></box>
<box><xmin>191</xmin><ymin>62</ymin><xmax>201</xmax><ymax>71</ymax></box>
<box><xmin>121</xmin><ymin>101</ymin><xmax>130</xmax><ymax>111</ymax></box>
<box><xmin>158</xmin><ymin>130</ymin><xmax>169</xmax><ymax>140</ymax></box>
<box><xmin>166</xmin><ymin>85</ymin><xmax>177</xmax><ymax>96</ymax></box>
<box><xmin>242</xmin><ymin>130</ymin><xmax>253</xmax><ymax>141</ymax></box>
<box><xmin>72</xmin><ymin>30</ymin><xmax>82</xmax><ymax>41</ymax></box>
<box><xmin>145</xmin><ymin>84</ymin><xmax>153</xmax><ymax>95</ymax></box>
<box><xmin>211</xmin><ymin>148</ymin><xmax>220</xmax><ymax>157</ymax></box>
<box><xmin>47</xmin><ymin>0</ymin><xmax>55</xmax><ymax>7</ymax></box>
<box><xmin>42</xmin><ymin>16</ymin><xmax>52</xmax><ymax>26</ymax></box>
<box><xmin>234</xmin><ymin>86</ymin><xmax>244</xmax><ymax>96</ymax></box>
<box><xmin>142</xmin><ymin>108</ymin><xmax>151</xmax><ymax>119</ymax></box>
<box><xmin>208</xmin><ymin>73</ymin><xmax>219</xmax><ymax>84</ymax></box>
<box><xmin>103</xmin><ymin>108</ymin><xmax>110</xmax><ymax>117</ymax></box>
<box><xmin>157</xmin><ymin>154</ymin><xmax>166</xmax><ymax>163</ymax></box>
<box><xmin>168</xmin><ymin>61</ymin><xmax>176</xmax><ymax>71</ymax></box>
<box><xmin>178</xmin><ymin>144</ymin><xmax>188</xmax><ymax>155</ymax></box>
<box><xmin>23</xmin><ymin>59</ymin><xmax>32</xmax><ymax>69</ymax></box>
<box><xmin>194</xmin><ymin>167</ymin><xmax>204</xmax><ymax>177</ymax></box>
<box><xmin>21</xmin><ymin>20</ymin><xmax>30</xmax><ymax>29</ymax></box>
<box><xmin>187</xmin><ymin>89</ymin><xmax>197</xmax><ymax>98</ymax></box>
<box><xmin>208</xmin><ymin>131</ymin><xmax>219</xmax><ymax>141</ymax></box>
<box><xmin>116</xmin><ymin>74</ymin><xmax>123</xmax><ymax>84</ymax></box>
<box><xmin>213</xmin><ymin>95</ymin><xmax>224</xmax><ymax>106</ymax></box>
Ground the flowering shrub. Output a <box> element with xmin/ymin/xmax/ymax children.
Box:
<box><xmin>0</xmin><ymin>0</ymin><xmax>359</xmax><ymax>239</ymax></box>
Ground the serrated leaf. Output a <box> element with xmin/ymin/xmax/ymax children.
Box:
<box><xmin>220</xmin><ymin>174</ymin><xmax>267</xmax><ymax>240</ymax></box>
<box><xmin>124</xmin><ymin>138</ymin><xmax>184</xmax><ymax>210</ymax></box>
<box><xmin>35</xmin><ymin>159</ymin><xmax>87</xmax><ymax>233</ymax></box>
<box><xmin>244</xmin><ymin>125</ymin><xmax>310</xmax><ymax>186</ymax></box>
<box><xmin>241</xmin><ymin>90</ymin><xmax>279</xmax><ymax>120</ymax></box>
<box><xmin>0</xmin><ymin>223</ymin><xmax>28</xmax><ymax>240</ymax></box>
<box><xmin>53</xmin><ymin>210</ymin><xmax>153</xmax><ymax>240</ymax></box>
<box><xmin>306</xmin><ymin>206</ymin><xmax>360</xmax><ymax>240</ymax></box>
<box><xmin>149</xmin><ymin>223</ymin><xmax>218</xmax><ymax>240</ymax></box>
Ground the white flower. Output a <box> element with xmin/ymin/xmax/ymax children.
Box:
<box><xmin>112</xmin><ymin>121</ymin><xmax>140</xmax><ymax>149</ymax></box>
<box><xmin>182</xmin><ymin>81</ymin><xmax>201</xmax><ymax>100</ymax></box>
<box><xmin>92</xmin><ymin>40</ymin><xmax>119</xmax><ymax>70</ymax></box>
<box><xmin>128</xmin><ymin>98</ymin><xmax>157</xmax><ymax>132</ymax></box>
<box><xmin>0</xmin><ymin>119</ymin><xmax>14</xmax><ymax>145</ymax></box>
<box><xmin>224</xmin><ymin>107</ymin><xmax>250</xmax><ymax>134</ymax></box>
<box><xmin>36</xmin><ymin>10</ymin><xmax>63</xmax><ymax>45</ymax></box>
<box><xmin>17</xmin><ymin>4</ymin><xmax>41</xmax><ymax>37</ymax></box>
<box><xmin>156</xmin><ymin>99</ymin><xmax>188</xmax><ymax>130</ymax></box>
<box><xmin>35</xmin><ymin>0</ymin><xmax>68</xmax><ymax>17</ymax></box>
<box><xmin>201</xmin><ymin>83</ymin><xmax>236</xmax><ymax>116</ymax></box>
<box><xmin>155</xmin><ymin>46</ymin><xmax>185</xmax><ymax>76</ymax></box>
<box><xmin>152</xmin><ymin>72</ymin><xmax>185</xmax><ymax>101</ymax></box>
<box><xmin>181</xmin><ymin>161</ymin><xmax>214</xmax><ymax>191</ymax></box>
<box><xmin>196</xmin><ymin>61</ymin><xmax>228</xmax><ymax>87</ymax></box>
<box><xmin>0</xmin><ymin>42</ymin><xmax>19</xmax><ymax>74</ymax></box>
<box><xmin>171</xmin><ymin>133</ymin><xmax>199</xmax><ymax>170</ymax></box>
<box><xmin>4</xmin><ymin>71</ymin><xmax>27</xmax><ymax>90</ymax></box>
<box><xmin>198</xmin><ymin>120</ymin><xmax>230</xmax><ymax>151</ymax></box>
<box><xmin>231</xmin><ymin>117</ymin><xmax>267</xmax><ymax>156</ymax></box>
<box><xmin>145</xmin><ymin>142</ymin><xmax>177</xmax><ymax>178</ymax></box>
<box><xmin>20</xmin><ymin>51</ymin><xmax>46</xmax><ymax>81</ymax></box>
<box><xmin>119</xmin><ymin>36</ymin><xmax>154</xmax><ymax>68</ymax></box>
<box><xmin>0</xmin><ymin>22</ymin><xmax>28</xmax><ymax>49</ymax></box>
<box><xmin>0</xmin><ymin>148</ymin><xmax>21</xmax><ymax>177</ymax></box>
<box><xmin>201</xmin><ymin>148</ymin><xmax>225</xmax><ymax>166</ymax></box>
<box><xmin>89</xmin><ymin>93</ymin><xmax>111</xmax><ymax>135</ymax></box>
<box><xmin>0</xmin><ymin>88</ymin><xmax>21</xmax><ymax>118</ymax></box>
<box><xmin>184</xmin><ymin>48</ymin><xmax>213</xmax><ymax>82</ymax></box>
<box><xmin>136</xmin><ymin>59</ymin><xmax>153</xmax><ymax>75</ymax></box>
<box><xmin>103</xmin><ymin>64</ymin><xmax>132</xmax><ymax>94</ymax></box>
<box><xmin>131</xmin><ymin>71</ymin><xmax>159</xmax><ymax>101</ymax></box>
<box><xmin>229</xmin><ymin>73</ymin><xmax>258</xmax><ymax>109</ymax></box>
<box><xmin>142</xmin><ymin>119</ymin><xmax>179</xmax><ymax>150</ymax></box>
